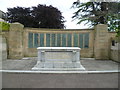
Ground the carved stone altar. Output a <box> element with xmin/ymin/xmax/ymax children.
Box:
<box><xmin>32</xmin><ymin>47</ymin><xmax>85</xmax><ymax>71</ymax></box>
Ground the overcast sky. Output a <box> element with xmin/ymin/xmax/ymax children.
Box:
<box><xmin>0</xmin><ymin>0</ymin><xmax>91</xmax><ymax>29</ymax></box>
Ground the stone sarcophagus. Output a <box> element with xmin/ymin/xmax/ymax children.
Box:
<box><xmin>32</xmin><ymin>47</ymin><xmax>85</xmax><ymax>71</ymax></box>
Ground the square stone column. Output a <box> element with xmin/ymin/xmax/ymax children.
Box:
<box><xmin>94</xmin><ymin>24</ymin><xmax>109</xmax><ymax>59</ymax></box>
<box><xmin>8</xmin><ymin>22</ymin><xmax>24</xmax><ymax>59</ymax></box>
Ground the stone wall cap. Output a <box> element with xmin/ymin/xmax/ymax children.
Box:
<box><xmin>96</xmin><ymin>24</ymin><xmax>108</xmax><ymax>26</ymax></box>
<box><xmin>12</xmin><ymin>22</ymin><xmax>22</xmax><ymax>24</ymax></box>
<box><xmin>10</xmin><ymin>22</ymin><xmax>24</xmax><ymax>27</ymax></box>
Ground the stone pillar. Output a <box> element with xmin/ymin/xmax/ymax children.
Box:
<box><xmin>8</xmin><ymin>23</ymin><xmax>24</xmax><ymax>59</ymax></box>
<box><xmin>94</xmin><ymin>24</ymin><xmax>109</xmax><ymax>60</ymax></box>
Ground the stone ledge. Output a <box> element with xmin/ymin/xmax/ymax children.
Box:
<box><xmin>32</xmin><ymin>67</ymin><xmax>85</xmax><ymax>71</ymax></box>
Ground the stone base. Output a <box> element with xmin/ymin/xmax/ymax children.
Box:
<box><xmin>32</xmin><ymin>61</ymin><xmax>85</xmax><ymax>71</ymax></box>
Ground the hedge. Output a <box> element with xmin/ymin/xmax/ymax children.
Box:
<box><xmin>0</xmin><ymin>22</ymin><xmax>10</xmax><ymax>31</ymax></box>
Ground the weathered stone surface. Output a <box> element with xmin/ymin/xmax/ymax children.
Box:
<box><xmin>0</xmin><ymin>36</ymin><xmax>7</xmax><ymax>61</ymax></box>
<box><xmin>53</xmin><ymin>62</ymin><xmax>64</xmax><ymax>68</ymax></box>
<box><xmin>94</xmin><ymin>24</ymin><xmax>109</xmax><ymax>59</ymax></box>
<box><xmin>32</xmin><ymin>47</ymin><xmax>85</xmax><ymax>71</ymax></box>
<box><xmin>110</xmin><ymin>43</ymin><xmax>120</xmax><ymax>62</ymax></box>
<box><xmin>2</xmin><ymin>23</ymin><xmax>118</xmax><ymax>61</ymax></box>
<box><xmin>8</xmin><ymin>23</ymin><xmax>24</xmax><ymax>59</ymax></box>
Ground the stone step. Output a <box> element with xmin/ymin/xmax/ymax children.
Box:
<box><xmin>32</xmin><ymin>62</ymin><xmax>85</xmax><ymax>71</ymax></box>
<box><xmin>32</xmin><ymin>67</ymin><xmax>85</xmax><ymax>71</ymax></box>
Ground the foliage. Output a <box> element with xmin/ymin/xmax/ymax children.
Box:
<box><xmin>7</xmin><ymin>5</ymin><xmax>65</xmax><ymax>29</ymax></box>
<box><xmin>116</xmin><ymin>29</ymin><xmax>120</xmax><ymax>37</ymax></box>
<box><xmin>72</xmin><ymin>1</ymin><xmax>120</xmax><ymax>31</ymax></box>
<box><xmin>0</xmin><ymin>10</ymin><xmax>7</xmax><ymax>20</ymax></box>
<box><xmin>0</xmin><ymin>22</ymin><xmax>10</xmax><ymax>31</ymax></box>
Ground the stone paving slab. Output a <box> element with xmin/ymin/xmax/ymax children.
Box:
<box><xmin>1</xmin><ymin>57</ymin><xmax>37</xmax><ymax>70</ymax></box>
<box><xmin>1</xmin><ymin>57</ymin><xmax>119</xmax><ymax>71</ymax></box>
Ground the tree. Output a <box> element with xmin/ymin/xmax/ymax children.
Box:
<box><xmin>7</xmin><ymin>4</ymin><xmax>65</xmax><ymax>29</ymax></box>
<box><xmin>31</xmin><ymin>4</ymin><xmax>65</xmax><ymax>28</ymax></box>
<box><xmin>72</xmin><ymin>1</ymin><xmax>120</xmax><ymax>31</ymax></box>
<box><xmin>0</xmin><ymin>10</ymin><xmax>7</xmax><ymax>20</ymax></box>
<box><xmin>7</xmin><ymin>7</ymin><xmax>34</xmax><ymax>27</ymax></box>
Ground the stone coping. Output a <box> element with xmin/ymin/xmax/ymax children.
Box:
<box><xmin>37</xmin><ymin>47</ymin><xmax>81</xmax><ymax>50</ymax></box>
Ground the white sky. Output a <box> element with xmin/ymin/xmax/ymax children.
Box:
<box><xmin>0</xmin><ymin>0</ymin><xmax>90</xmax><ymax>29</ymax></box>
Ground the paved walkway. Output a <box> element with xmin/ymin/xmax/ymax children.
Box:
<box><xmin>1</xmin><ymin>57</ymin><xmax>119</xmax><ymax>72</ymax></box>
<box><xmin>1</xmin><ymin>58</ymin><xmax>119</xmax><ymax>88</ymax></box>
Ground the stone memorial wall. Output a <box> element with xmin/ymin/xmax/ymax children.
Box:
<box><xmin>1</xmin><ymin>23</ymin><xmax>117</xmax><ymax>60</ymax></box>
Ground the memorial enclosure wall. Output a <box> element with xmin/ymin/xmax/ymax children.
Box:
<box><xmin>1</xmin><ymin>23</ymin><xmax>117</xmax><ymax>61</ymax></box>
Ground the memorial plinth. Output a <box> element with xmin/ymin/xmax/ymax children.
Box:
<box><xmin>32</xmin><ymin>47</ymin><xmax>85</xmax><ymax>71</ymax></box>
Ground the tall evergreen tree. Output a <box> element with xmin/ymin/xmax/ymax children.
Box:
<box><xmin>72</xmin><ymin>1</ymin><xmax>120</xmax><ymax>31</ymax></box>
